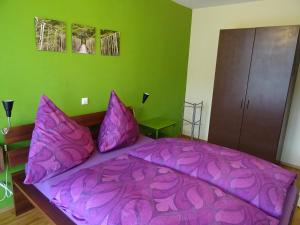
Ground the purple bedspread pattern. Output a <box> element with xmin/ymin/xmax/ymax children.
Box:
<box><xmin>51</xmin><ymin>154</ymin><xmax>278</xmax><ymax>225</ymax></box>
<box><xmin>129</xmin><ymin>138</ymin><xmax>297</xmax><ymax>218</ymax></box>
<box><xmin>24</xmin><ymin>95</ymin><xmax>95</xmax><ymax>184</ymax></box>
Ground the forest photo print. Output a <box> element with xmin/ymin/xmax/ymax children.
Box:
<box><xmin>72</xmin><ymin>24</ymin><xmax>96</xmax><ymax>54</ymax></box>
<box><xmin>100</xmin><ymin>30</ymin><xmax>120</xmax><ymax>56</ymax></box>
<box><xmin>34</xmin><ymin>17</ymin><xmax>120</xmax><ymax>56</ymax></box>
<box><xmin>34</xmin><ymin>17</ymin><xmax>66</xmax><ymax>52</ymax></box>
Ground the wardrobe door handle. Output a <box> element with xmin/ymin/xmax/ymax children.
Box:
<box><xmin>246</xmin><ymin>100</ymin><xmax>250</xmax><ymax>109</ymax></box>
<box><xmin>240</xmin><ymin>98</ymin><xmax>244</xmax><ymax>109</ymax></box>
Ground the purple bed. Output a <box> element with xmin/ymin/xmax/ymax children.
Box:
<box><xmin>33</xmin><ymin>136</ymin><xmax>298</xmax><ymax>225</ymax></box>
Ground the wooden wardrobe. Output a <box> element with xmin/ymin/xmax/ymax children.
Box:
<box><xmin>208</xmin><ymin>25</ymin><xmax>300</xmax><ymax>163</ymax></box>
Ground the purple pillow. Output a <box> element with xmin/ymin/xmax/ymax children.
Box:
<box><xmin>24</xmin><ymin>95</ymin><xmax>95</xmax><ymax>184</ymax></box>
<box><xmin>98</xmin><ymin>91</ymin><xmax>139</xmax><ymax>152</ymax></box>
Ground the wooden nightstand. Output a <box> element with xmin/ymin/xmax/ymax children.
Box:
<box><xmin>139</xmin><ymin>117</ymin><xmax>176</xmax><ymax>139</ymax></box>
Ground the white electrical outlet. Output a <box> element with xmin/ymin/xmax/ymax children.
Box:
<box><xmin>298</xmin><ymin>193</ymin><xmax>300</xmax><ymax>207</ymax></box>
<box><xmin>81</xmin><ymin>97</ymin><xmax>88</xmax><ymax>105</ymax></box>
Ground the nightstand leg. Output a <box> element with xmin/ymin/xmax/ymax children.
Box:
<box><xmin>155</xmin><ymin>129</ymin><xmax>159</xmax><ymax>139</ymax></box>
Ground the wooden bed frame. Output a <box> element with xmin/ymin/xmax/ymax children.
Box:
<box><xmin>4</xmin><ymin>110</ymin><xmax>298</xmax><ymax>225</ymax></box>
<box><xmin>6</xmin><ymin>111</ymin><xmax>107</xmax><ymax>225</ymax></box>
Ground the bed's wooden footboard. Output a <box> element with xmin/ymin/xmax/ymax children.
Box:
<box><xmin>12</xmin><ymin>174</ymin><xmax>34</xmax><ymax>216</ymax></box>
<box><xmin>11</xmin><ymin>171</ymin><xmax>75</xmax><ymax>225</ymax></box>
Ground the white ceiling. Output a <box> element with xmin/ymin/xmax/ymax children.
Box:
<box><xmin>172</xmin><ymin>0</ymin><xmax>260</xmax><ymax>9</ymax></box>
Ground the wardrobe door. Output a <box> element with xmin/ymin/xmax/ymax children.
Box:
<box><xmin>208</xmin><ymin>29</ymin><xmax>255</xmax><ymax>149</ymax></box>
<box><xmin>239</xmin><ymin>26</ymin><xmax>300</xmax><ymax>162</ymax></box>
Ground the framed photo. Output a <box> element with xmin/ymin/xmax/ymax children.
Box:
<box><xmin>72</xmin><ymin>24</ymin><xmax>96</xmax><ymax>54</ymax></box>
<box><xmin>34</xmin><ymin>17</ymin><xmax>66</xmax><ymax>52</ymax></box>
<box><xmin>100</xmin><ymin>30</ymin><xmax>120</xmax><ymax>56</ymax></box>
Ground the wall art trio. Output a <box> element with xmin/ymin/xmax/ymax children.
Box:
<box><xmin>34</xmin><ymin>17</ymin><xmax>120</xmax><ymax>56</ymax></box>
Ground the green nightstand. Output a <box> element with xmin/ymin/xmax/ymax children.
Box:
<box><xmin>139</xmin><ymin>117</ymin><xmax>176</xmax><ymax>139</ymax></box>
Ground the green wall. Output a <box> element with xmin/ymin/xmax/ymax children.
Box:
<box><xmin>0</xmin><ymin>0</ymin><xmax>191</xmax><ymax>208</ymax></box>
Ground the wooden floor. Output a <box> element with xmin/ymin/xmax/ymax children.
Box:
<box><xmin>0</xmin><ymin>166</ymin><xmax>299</xmax><ymax>225</ymax></box>
<box><xmin>0</xmin><ymin>208</ymin><xmax>53</xmax><ymax>225</ymax></box>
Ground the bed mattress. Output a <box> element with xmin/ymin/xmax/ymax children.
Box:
<box><xmin>33</xmin><ymin>136</ymin><xmax>298</xmax><ymax>225</ymax></box>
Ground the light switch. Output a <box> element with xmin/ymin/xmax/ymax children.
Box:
<box><xmin>81</xmin><ymin>97</ymin><xmax>88</xmax><ymax>105</ymax></box>
<box><xmin>298</xmin><ymin>193</ymin><xmax>300</xmax><ymax>207</ymax></box>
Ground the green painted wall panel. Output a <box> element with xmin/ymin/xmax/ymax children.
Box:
<box><xmin>0</xmin><ymin>0</ymin><xmax>191</xmax><ymax>208</ymax></box>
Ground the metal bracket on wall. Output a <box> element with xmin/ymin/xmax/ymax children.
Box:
<box><xmin>183</xmin><ymin>101</ymin><xmax>203</xmax><ymax>140</ymax></box>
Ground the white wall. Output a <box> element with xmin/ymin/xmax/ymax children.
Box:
<box><xmin>183</xmin><ymin>0</ymin><xmax>300</xmax><ymax>166</ymax></box>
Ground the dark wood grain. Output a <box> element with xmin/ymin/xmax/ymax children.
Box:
<box><xmin>5</xmin><ymin>124</ymin><xmax>35</xmax><ymax>145</ymax></box>
<box><xmin>208</xmin><ymin>28</ymin><xmax>255</xmax><ymax>149</ymax></box>
<box><xmin>12</xmin><ymin>171</ymin><xmax>75</xmax><ymax>225</ymax></box>
<box><xmin>208</xmin><ymin>25</ymin><xmax>300</xmax><ymax>163</ymax></box>
<box><xmin>239</xmin><ymin>26</ymin><xmax>300</xmax><ymax>162</ymax></box>
<box><xmin>12</xmin><ymin>178</ymin><xmax>34</xmax><ymax>216</ymax></box>
<box><xmin>7</xmin><ymin>147</ymin><xmax>29</xmax><ymax>168</ymax></box>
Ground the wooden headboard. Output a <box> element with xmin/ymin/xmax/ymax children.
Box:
<box><xmin>4</xmin><ymin>111</ymin><xmax>107</xmax><ymax>168</ymax></box>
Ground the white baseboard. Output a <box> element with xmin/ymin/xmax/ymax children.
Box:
<box><xmin>280</xmin><ymin>161</ymin><xmax>300</xmax><ymax>170</ymax></box>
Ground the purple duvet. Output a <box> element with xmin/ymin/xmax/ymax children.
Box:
<box><xmin>129</xmin><ymin>138</ymin><xmax>297</xmax><ymax>219</ymax></box>
<box><xmin>51</xmin><ymin>154</ymin><xmax>278</xmax><ymax>225</ymax></box>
